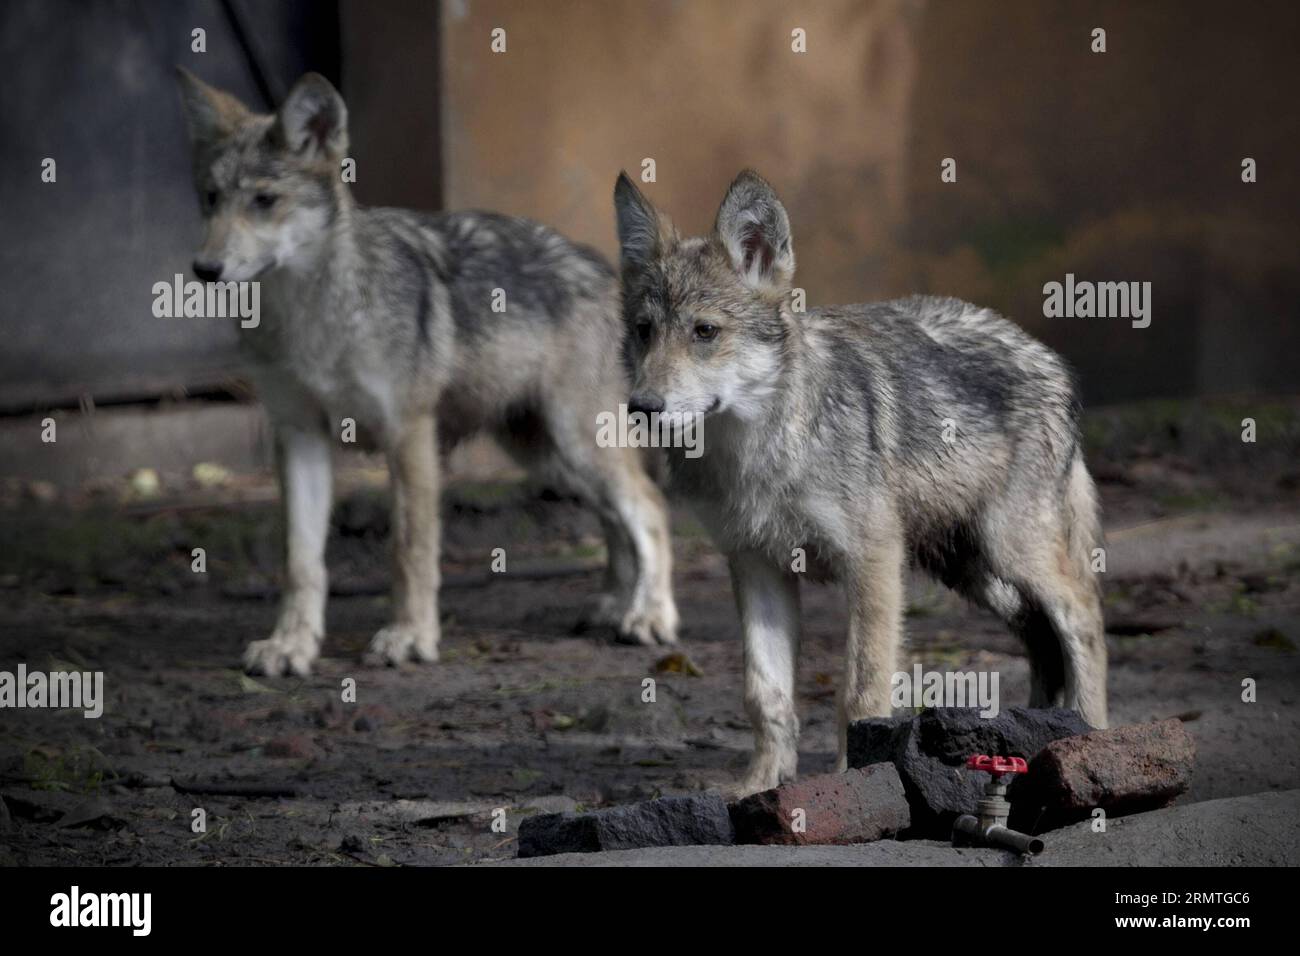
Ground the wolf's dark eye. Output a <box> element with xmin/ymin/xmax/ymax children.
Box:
<box><xmin>204</xmin><ymin>189</ymin><xmax>219</xmax><ymax>209</ymax></box>
<box><xmin>253</xmin><ymin>193</ymin><xmax>278</xmax><ymax>211</ymax></box>
<box><xmin>635</xmin><ymin>320</ymin><xmax>652</xmax><ymax>344</ymax></box>
<box><xmin>694</xmin><ymin>323</ymin><xmax>718</xmax><ymax>342</ymax></box>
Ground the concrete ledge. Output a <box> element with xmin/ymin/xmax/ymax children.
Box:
<box><xmin>1028</xmin><ymin>788</ymin><xmax>1300</xmax><ymax>867</ymax></box>
<box><xmin>0</xmin><ymin>401</ymin><xmax>522</xmax><ymax>488</ymax></box>
<box><xmin>481</xmin><ymin>790</ymin><xmax>1300</xmax><ymax>867</ymax></box>
<box><xmin>491</xmin><ymin>840</ymin><xmax>1007</xmax><ymax>867</ymax></box>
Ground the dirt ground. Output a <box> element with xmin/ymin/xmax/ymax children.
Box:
<box><xmin>1</xmin><ymin>398</ymin><xmax>1298</xmax><ymax>866</ymax></box>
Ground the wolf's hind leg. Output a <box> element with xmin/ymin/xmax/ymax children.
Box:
<box><xmin>495</xmin><ymin>407</ymin><xmax>676</xmax><ymax>645</ymax></box>
<box><xmin>982</xmin><ymin>464</ymin><xmax>1108</xmax><ymax>727</ymax></box>
<box><xmin>365</xmin><ymin>412</ymin><xmax>442</xmax><ymax>666</ymax></box>
<box><xmin>1008</xmin><ymin>598</ymin><xmax>1067</xmax><ymax>708</ymax></box>
<box><xmin>1010</xmin><ymin>573</ymin><xmax>1106</xmax><ymax>727</ymax></box>
<box><xmin>586</xmin><ymin>448</ymin><xmax>678</xmax><ymax>646</ymax></box>
<box><xmin>580</xmin><ymin>510</ymin><xmax>640</xmax><ymax>633</ymax></box>
<box><xmin>547</xmin><ymin>409</ymin><xmax>679</xmax><ymax>647</ymax></box>
<box><xmin>244</xmin><ymin>425</ymin><xmax>332</xmax><ymax>677</ymax></box>
<box><xmin>591</xmin><ymin>448</ymin><xmax>678</xmax><ymax>647</ymax></box>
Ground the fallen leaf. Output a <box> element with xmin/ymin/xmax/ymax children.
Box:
<box><xmin>237</xmin><ymin>673</ymin><xmax>282</xmax><ymax>695</ymax></box>
<box><xmin>654</xmin><ymin>652</ymin><xmax>703</xmax><ymax>677</ymax></box>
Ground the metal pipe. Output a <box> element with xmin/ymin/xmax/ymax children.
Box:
<box><xmin>953</xmin><ymin>814</ymin><xmax>1044</xmax><ymax>855</ymax></box>
<box><xmin>984</xmin><ymin>824</ymin><xmax>1044</xmax><ymax>855</ymax></box>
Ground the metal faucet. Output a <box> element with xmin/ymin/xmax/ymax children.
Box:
<box><xmin>952</xmin><ymin>754</ymin><xmax>1045</xmax><ymax>855</ymax></box>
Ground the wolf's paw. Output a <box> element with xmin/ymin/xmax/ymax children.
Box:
<box><xmin>721</xmin><ymin>755</ymin><xmax>797</xmax><ymax>799</ymax></box>
<box><xmin>613</xmin><ymin>605</ymin><xmax>680</xmax><ymax>648</ymax></box>
<box><xmin>721</xmin><ymin>774</ymin><xmax>775</xmax><ymax>801</ymax></box>
<box><xmin>243</xmin><ymin>631</ymin><xmax>318</xmax><ymax>677</ymax></box>
<box><xmin>577</xmin><ymin>591</ymin><xmax>679</xmax><ymax>647</ymax></box>
<box><xmin>363</xmin><ymin>624</ymin><xmax>439</xmax><ymax>667</ymax></box>
<box><xmin>716</xmin><ymin>775</ymin><xmax>771</xmax><ymax>801</ymax></box>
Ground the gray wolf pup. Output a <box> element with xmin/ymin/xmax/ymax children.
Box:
<box><xmin>176</xmin><ymin>69</ymin><xmax>678</xmax><ymax>675</ymax></box>
<box><xmin>613</xmin><ymin>169</ymin><xmax>1107</xmax><ymax>795</ymax></box>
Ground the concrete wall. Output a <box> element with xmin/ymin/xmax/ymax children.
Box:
<box><xmin>0</xmin><ymin>0</ymin><xmax>341</xmax><ymax>411</ymax></box>
<box><xmin>2</xmin><ymin>0</ymin><xmax>1296</xmax><ymax>433</ymax></box>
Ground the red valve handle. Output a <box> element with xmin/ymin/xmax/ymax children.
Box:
<box><xmin>966</xmin><ymin>754</ymin><xmax>1028</xmax><ymax>776</ymax></box>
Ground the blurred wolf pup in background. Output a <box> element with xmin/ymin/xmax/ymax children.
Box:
<box><xmin>614</xmin><ymin>169</ymin><xmax>1107</xmax><ymax>796</ymax></box>
<box><xmin>175</xmin><ymin>70</ymin><xmax>679</xmax><ymax>676</ymax></box>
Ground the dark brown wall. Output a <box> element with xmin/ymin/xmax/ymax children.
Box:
<box><xmin>340</xmin><ymin>0</ymin><xmax>441</xmax><ymax>211</ymax></box>
<box><xmin>441</xmin><ymin>0</ymin><xmax>1300</xmax><ymax>404</ymax></box>
<box><xmin>2</xmin><ymin>1</ymin><xmax>1295</xmax><ymax>414</ymax></box>
<box><xmin>899</xmin><ymin>0</ymin><xmax>1300</xmax><ymax>401</ymax></box>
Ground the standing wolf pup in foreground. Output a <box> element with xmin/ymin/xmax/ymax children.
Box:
<box><xmin>614</xmin><ymin>170</ymin><xmax>1107</xmax><ymax>795</ymax></box>
<box><xmin>176</xmin><ymin>70</ymin><xmax>678</xmax><ymax>675</ymax></box>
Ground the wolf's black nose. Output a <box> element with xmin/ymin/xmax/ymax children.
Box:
<box><xmin>193</xmin><ymin>260</ymin><xmax>224</xmax><ymax>282</ymax></box>
<box><xmin>628</xmin><ymin>393</ymin><xmax>665</xmax><ymax>415</ymax></box>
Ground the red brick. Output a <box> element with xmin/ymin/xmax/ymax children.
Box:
<box><xmin>731</xmin><ymin>764</ymin><xmax>910</xmax><ymax>845</ymax></box>
<box><xmin>1023</xmin><ymin>718</ymin><xmax>1195</xmax><ymax>822</ymax></box>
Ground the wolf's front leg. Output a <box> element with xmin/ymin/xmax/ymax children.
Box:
<box><xmin>837</xmin><ymin>518</ymin><xmax>905</xmax><ymax>769</ymax></box>
<box><xmin>244</xmin><ymin>426</ymin><xmax>333</xmax><ymax>676</ymax></box>
<box><xmin>728</xmin><ymin>550</ymin><xmax>801</xmax><ymax>797</ymax></box>
<box><xmin>365</xmin><ymin>412</ymin><xmax>441</xmax><ymax>666</ymax></box>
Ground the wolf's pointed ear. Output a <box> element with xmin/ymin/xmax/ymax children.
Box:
<box><xmin>175</xmin><ymin>67</ymin><xmax>252</xmax><ymax>146</ymax></box>
<box><xmin>715</xmin><ymin>169</ymin><xmax>795</xmax><ymax>294</ymax></box>
<box><xmin>275</xmin><ymin>72</ymin><xmax>348</xmax><ymax>161</ymax></box>
<box><xmin>614</xmin><ymin>172</ymin><xmax>667</xmax><ymax>271</ymax></box>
